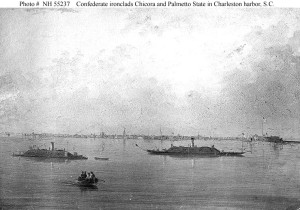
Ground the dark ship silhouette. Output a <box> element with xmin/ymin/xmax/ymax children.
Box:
<box><xmin>13</xmin><ymin>142</ymin><xmax>88</xmax><ymax>160</ymax></box>
<box><xmin>145</xmin><ymin>138</ymin><xmax>244</xmax><ymax>157</ymax></box>
<box><xmin>264</xmin><ymin>136</ymin><xmax>283</xmax><ymax>143</ymax></box>
<box><xmin>259</xmin><ymin>117</ymin><xmax>283</xmax><ymax>143</ymax></box>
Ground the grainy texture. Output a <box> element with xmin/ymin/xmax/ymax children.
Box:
<box><xmin>0</xmin><ymin>9</ymin><xmax>300</xmax><ymax>136</ymax></box>
<box><xmin>1</xmin><ymin>137</ymin><xmax>300</xmax><ymax>209</ymax></box>
<box><xmin>1</xmin><ymin>8</ymin><xmax>300</xmax><ymax>209</ymax></box>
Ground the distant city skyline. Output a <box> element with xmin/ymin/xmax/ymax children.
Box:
<box><xmin>1</xmin><ymin>9</ymin><xmax>300</xmax><ymax>137</ymax></box>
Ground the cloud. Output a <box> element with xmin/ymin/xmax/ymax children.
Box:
<box><xmin>0</xmin><ymin>43</ymin><xmax>179</xmax><ymax>134</ymax></box>
<box><xmin>222</xmin><ymin>22</ymin><xmax>300</xmax><ymax>136</ymax></box>
<box><xmin>1</xmin><ymin>9</ymin><xmax>300</xmax><ymax>137</ymax></box>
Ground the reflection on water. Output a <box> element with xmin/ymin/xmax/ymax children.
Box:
<box><xmin>78</xmin><ymin>185</ymin><xmax>99</xmax><ymax>192</ymax></box>
<box><xmin>1</xmin><ymin>137</ymin><xmax>300</xmax><ymax>209</ymax></box>
<box><xmin>20</xmin><ymin>157</ymin><xmax>73</xmax><ymax>164</ymax></box>
<box><xmin>61</xmin><ymin>180</ymin><xmax>99</xmax><ymax>192</ymax></box>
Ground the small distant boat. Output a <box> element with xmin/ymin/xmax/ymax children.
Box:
<box><xmin>260</xmin><ymin>117</ymin><xmax>283</xmax><ymax>143</ymax></box>
<box><xmin>264</xmin><ymin>136</ymin><xmax>283</xmax><ymax>143</ymax></box>
<box><xmin>76</xmin><ymin>174</ymin><xmax>104</xmax><ymax>187</ymax></box>
<box><xmin>76</xmin><ymin>179</ymin><xmax>98</xmax><ymax>187</ymax></box>
<box><xmin>94</xmin><ymin>157</ymin><xmax>109</xmax><ymax>160</ymax></box>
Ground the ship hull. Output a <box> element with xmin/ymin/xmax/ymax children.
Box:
<box><xmin>76</xmin><ymin>180</ymin><xmax>97</xmax><ymax>187</ymax></box>
<box><xmin>264</xmin><ymin>136</ymin><xmax>283</xmax><ymax>143</ymax></box>
<box><xmin>13</xmin><ymin>153</ymin><xmax>87</xmax><ymax>160</ymax></box>
<box><xmin>12</xmin><ymin>149</ymin><xmax>88</xmax><ymax>160</ymax></box>
<box><xmin>147</xmin><ymin>148</ymin><xmax>244</xmax><ymax>157</ymax></box>
<box><xmin>94</xmin><ymin>157</ymin><xmax>109</xmax><ymax>160</ymax></box>
<box><xmin>219</xmin><ymin>152</ymin><xmax>244</xmax><ymax>157</ymax></box>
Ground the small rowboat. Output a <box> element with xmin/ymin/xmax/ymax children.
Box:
<box><xmin>76</xmin><ymin>180</ymin><xmax>97</xmax><ymax>187</ymax></box>
<box><xmin>77</xmin><ymin>177</ymin><xmax>99</xmax><ymax>187</ymax></box>
<box><xmin>94</xmin><ymin>157</ymin><xmax>109</xmax><ymax>160</ymax></box>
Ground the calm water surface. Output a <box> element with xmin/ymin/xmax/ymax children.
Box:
<box><xmin>1</xmin><ymin>137</ymin><xmax>300</xmax><ymax>209</ymax></box>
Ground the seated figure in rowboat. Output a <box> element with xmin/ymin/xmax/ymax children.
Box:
<box><xmin>90</xmin><ymin>172</ymin><xmax>96</xmax><ymax>182</ymax></box>
<box><xmin>78</xmin><ymin>171</ymin><xmax>98</xmax><ymax>184</ymax></box>
<box><xmin>78</xmin><ymin>171</ymin><xmax>87</xmax><ymax>181</ymax></box>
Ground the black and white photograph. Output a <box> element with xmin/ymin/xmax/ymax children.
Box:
<box><xmin>0</xmin><ymin>3</ymin><xmax>300</xmax><ymax>209</ymax></box>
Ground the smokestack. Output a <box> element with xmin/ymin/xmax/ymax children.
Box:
<box><xmin>191</xmin><ymin>137</ymin><xmax>195</xmax><ymax>147</ymax></box>
<box><xmin>51</xmin><ymin>142</ymin><xmax>54</xmax><ymax>151</ymax></box>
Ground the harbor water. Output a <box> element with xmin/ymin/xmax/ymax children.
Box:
<box><xmin>1</xmin><ymin>137</ymin><xmax>300</xmax><ymax>209</ymax></box>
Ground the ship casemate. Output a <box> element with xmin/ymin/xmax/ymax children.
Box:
<box><xmin>147</xmin><ymin>145</ymin><xmax>244</xmax><ymax>157</ymax></box>
<box><xmin>13</xmin><ymin>142</ymin><xmax>88</xmax><ymax>160</ymax></box>
<box><xmin>166</xmin><ymin>146</ymin><xmax>221</xmax><ymax>155</ymax></box>
<box><xmin>145</xmin><ymin>137</ymin><xmax>244</xmax><ymax>157</ymax></box>
<box><xmin>22</xmin><ymin>149</ymin><xmax>79</xmax><ymax>158</ymax></box>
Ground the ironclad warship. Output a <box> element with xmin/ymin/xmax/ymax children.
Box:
<box><xmin>145</xmin><ymin>138</ymin><xmax>244</xmax><ymax>157</ymax></box>
<box><xmin>13</xmin><ymin>142</ymin><xmax>88</xmax><ymax>160</ymax></box>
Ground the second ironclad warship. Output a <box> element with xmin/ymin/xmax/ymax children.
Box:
<box><xmin>13</xmin><ymin>142</ymin><xmax>88</xmax><ymax>160</ymax></box>
<box><xmin>145</xmin><ymin>137</ymin><xmax>244</xmax><ymax>157</ymax></box>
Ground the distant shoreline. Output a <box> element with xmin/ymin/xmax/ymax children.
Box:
<box><xmin>1</xmin><ymin>134</ymin><xmax>300</xmax><ymax>142</ymax></box>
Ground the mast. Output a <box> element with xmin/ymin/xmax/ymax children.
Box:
<box><xmin>160</xmin><ymin>127</ymin><xmax>162</xmax><ymax>140</ymax></box>
<box><xmin>262</xmin><ymin>119</ymin><xmax>263</xmax><ymax>136</ymax></box>
<box><xmin>262</xmin><ymin>117</ymin><xmax>266</xmax><ymax>136</ymax></box>
<box><xmin>123</xmin><ymin>127</ymin><xmax>126</xmax><ymax>139</ymax></box>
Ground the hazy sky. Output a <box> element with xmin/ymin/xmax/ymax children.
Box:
<box><xmin>1</xmin><ymin>8</ymin><xmax>300</xmax><ymax>137</ymax></box>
